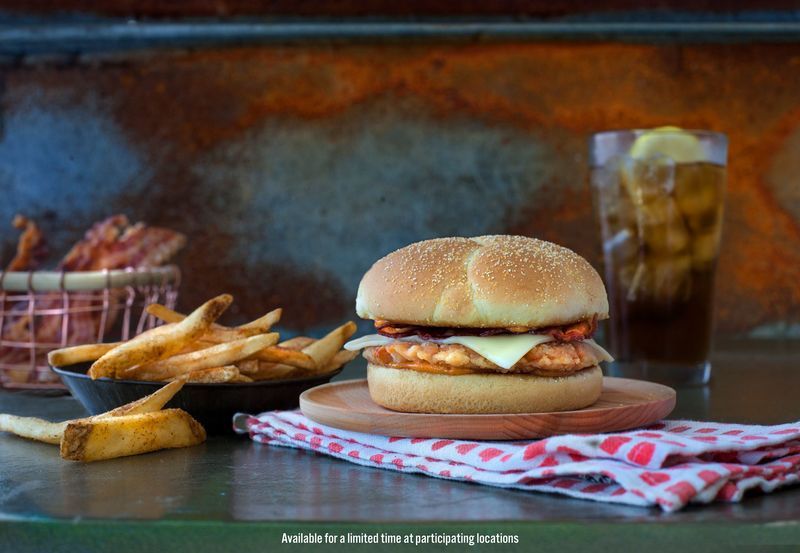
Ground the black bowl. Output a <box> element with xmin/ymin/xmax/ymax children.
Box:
<box><xmin>51</xmin><ymin>363</ymin><xmax>343</xmax><ymax>434</ymax></box>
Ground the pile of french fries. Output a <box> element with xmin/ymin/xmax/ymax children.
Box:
<box><xmin>47</xmin><ymin>294</ymin><xmax>359</xmax><ymax>384</ymax></box>
<box><xmin>0</xmin><ymin>380</ymin><xmax>205</xmax><ymax>462</ymax></box>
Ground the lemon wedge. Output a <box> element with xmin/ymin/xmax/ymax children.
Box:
<box><xmin>629</xmin><ymin>126</ymin><xmax>704</xmax><ymax>163</ymax></box>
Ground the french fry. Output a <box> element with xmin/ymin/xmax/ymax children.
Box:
<box><xmin>48</xmin><ymin>343</ymin><xmax>121</xmax><ymax>367</ymax></box>
<box><xmin>89</xmin><ymin>294</ymin><xmax>232</xmax><ymax>379</ymax></box>
<box><xmin>246</xmin><ymin>361</ymin><xmax>298</xmax><ymax>381</ymax></box>
<box><xmin>170</xmin><ymin>366</ymin><xmax>239</xmax><ymax>383</ymax></box>
<box><xmin>146</xmin><ymin>304</ymin><xmax>281</xmax><ymax>343</ymax></box>
<box><xmin>238</xmin><ymin>308</ymin><xmax>282</xmax><ymax>331</ymax></box>
<box><xmin>98</xmin><ymin>379</ymin><xmax>185</xmax><ymax>418</ymax></box>
<box><xmin>254</xmin><ymin>336</ymin><xmax>316</xmax><ymax>373</ymax></box>
<box><xmin>60</xmin><ymin>409</ymin><xmax>206</xmax><ymax>462</ymax></box>
<box><xmin>126</xmin><ymin>333</ymin><xmax>279</xmax><ymax>381</ymax></box>
<box><xmin>324</xmin><ymin>349</ymin><xmax>359</xmax><ymax>373</ymax></box>
<box><xmin>302</xmin><ymin>321</ymin><xmax>357</xmax><ymax>371</ymax></box>
<box><xmin>0</xmin><ymin>380</ymin><xmax>185</xmax><ymax>445</ymax></box>
<box><xmin>247</xmin><ymin>348</ymin><xmax>358</xmax><ymax>380</ymax></box>
<box><xmin>232</xmin><ymin>373</ymin><xmax>254</xmax><ymax>383</ymax></box>
<box><xmin>243</xmin><ymin>331</ymin><xmax>359</xmax><ymax>380</ymax></box>
<box><xmin>0</xmin><ymin>415</ymin><xmax>66</xmax><ymax>445</ymax></box>
<box><xmin>144</xmin><ymin>303</ymin><xmax>186</xmax><ymax>324</ymax></box>
<box><xmin>189</xmin><ymin>336</ymin><xmax>315</xmax><ymax>371</ymax></box>
<box><xmin>279</xmin><ymin>336</ymin><xmax>315</xmax><ymax>350</ymax></box>
<box><xmin>251</xmin><ymin>346</ymin><xmax>316</xmax><ymax>370</ymax></box>
<box><xmin>203</xmin><ymin>327</ymin><xmax>262</xmax><ymax>343</ymax></box>
<box><xmin>235</xmin><ymin>358</ymin><xmax>259</xmax><ymax>374</ymax></box>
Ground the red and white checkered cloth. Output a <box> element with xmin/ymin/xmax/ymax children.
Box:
<box><xmin>234</xmin><ymin>411</ymin><xmax>800</xmax><ymax>512</ymax></box>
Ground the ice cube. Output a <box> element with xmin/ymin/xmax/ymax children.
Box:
<box><xmin>604</xmin><ymin>228</ymin><xmax>640</xmax><ymax>263</ymax></box>
<box><xmin>675</xmin><ymin>164</ymin><xmax>721</xmax><ymax>218</ymax></box>
<box><xmin>644</xmin><ymin>216</ymin><xmax>690</xmax><ymax>255</ymax></box>
<box><xmin>691</xmin><ymin>228</ymin><xmax>721</xmax><ymax>270</ymax></box>
<box><xmin>621</xmin><ymin>156</ymin><xmax>676</xmax><ymax>205</ymax></box>
<box><xmin>648</xmin><ymin>254</ymin><xmax>693</xmax><ymax>304</ymax></box>
<box><xmin>636</xmin><ymin>197</ymin><xmax>682</xmax><ymax>228</ymax></box>
<box><xmin>686</xmin><ymin>205</ymin><xmax>722</xmax><ymax>234</ymax></box>
<box><xmin>623</xmin><ymin>254</ymin><xmax>692</xmax><ymax>304</ymax></box>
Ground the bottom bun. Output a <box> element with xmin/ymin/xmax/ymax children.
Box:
<box><xmin>367</xmin><ymin>363</ymin><xmax>603</xmax><ymax>414</ymax></box>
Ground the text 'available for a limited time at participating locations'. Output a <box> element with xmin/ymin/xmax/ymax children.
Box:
<box><xmin>281</xmin><ymin>531</ymin><xmax>520</xmax><ymax>546</ymax></box>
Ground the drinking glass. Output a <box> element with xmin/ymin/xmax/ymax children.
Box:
<box><xmin>590</xmin><ymin>128</ymin><xmax>727</xmax><ymax>386</ymax></box>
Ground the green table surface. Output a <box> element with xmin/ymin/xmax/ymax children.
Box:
<box><xmin>1</xmin><ymin>341</ymin><xmax>799</xmax><ymax>552</ymax></box>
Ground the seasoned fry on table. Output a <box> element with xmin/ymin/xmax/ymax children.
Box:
<box><xmin>0</xmin><ymin>380</ymin><xmax>186</xmax><ymax>446</ymax></box>
<box><xmin>88</xmin><ymin>294</ymin><xmax>232</xmax><ymax>379</ymax></box>
<box><xmin>0</xmin><ymin>415</ymin><xmax>67</xmax><ymax>445</ymax></box>
<box><xmin>60</xmin><ymin>409</ymin><xmax>206</xmax><ymax>462</ymax></box>
<box><xmin>99</xmin><ymin>379</ymin><xmax>185</xmax><ymax>417</ymax></box>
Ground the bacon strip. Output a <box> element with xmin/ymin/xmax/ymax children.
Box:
<box><xmin>59</xmin><ymin>215</ymin><xmax>185</xmax><ymax>271</ymax></box>
<box><xmin>5</xmin><ymin>215</ymin><xmax>47</xmax><ymax>271</ymax></box>
<box><xmin>548</xmin><ymin>317</ymin><xmax>597</xmax><ymax>341</ymax></box>
<box><xmin>375</xmin><ymin>315</ymin><xmax>598</xmax><ymax>342</ymax></box>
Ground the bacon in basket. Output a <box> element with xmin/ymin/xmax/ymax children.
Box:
<box><xmin>59</xmin><ymin>215</ymin><xmax>185</xmax><ymax>271</ymax></box>
<box><xmin>0</xmin><ymin>215</ymin><xmax>185</xmax><ymax>384</ymax></box>
<box><xmin>4</xmin><ymin>215</ymin><xmax>48</xmax><ymax>271</ymax></box>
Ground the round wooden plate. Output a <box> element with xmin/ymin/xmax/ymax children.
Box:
<box><xmin>300</xmin><ymin>377</ymin><xmax>676</xmax><ymax>440</ymax></box>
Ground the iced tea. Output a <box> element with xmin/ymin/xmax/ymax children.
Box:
<box><xmin>590</xmin><ymin>128</ymin><xmax>727</xmax><ymax>385</ymax></box>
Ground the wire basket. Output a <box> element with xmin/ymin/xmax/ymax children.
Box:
<box><xmin>0</xmin><ymin>266</ymin><xmax>180</xmax><ymax>390</ymax></box>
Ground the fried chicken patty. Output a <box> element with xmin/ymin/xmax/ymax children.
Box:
<box><xmin>363</xmin><ymin>340</ymin><xmax>602</xmax><ymax>377</ymax></box>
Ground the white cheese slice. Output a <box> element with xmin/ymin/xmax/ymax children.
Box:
<box><xmin>344</xmin><ymin>333</ymin><xmax>614</xmax><ymax>368</ymax></box>
<box><xmin>439</xmin><ymin>334</ymin><xmax>554</xmax><ymax>370</ymax></box>
<box><xmin>582</xmin><ymin>339</ymin><xmax>615</xmax><ymax>362</ymax></box>
<box><xmin>343</xmin><ymin>334</ymin><xmax>397</xmax><ymax>350</ymax></box>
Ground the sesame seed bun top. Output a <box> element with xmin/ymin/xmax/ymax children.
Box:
<box><xmin>355</xmin><ymin>235</ymin><xmax>608</xmax><ymax>328</ymax></box>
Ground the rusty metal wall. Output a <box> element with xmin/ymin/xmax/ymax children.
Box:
<box><xmin>1</xmin><ymin>39</ymin><xmax>799</xmax><ymax>338</ymax></box>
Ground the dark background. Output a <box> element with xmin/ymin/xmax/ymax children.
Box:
<box><xmin>1</xmin><ymin>2</ymin><xmax>799</xmax><ymax>340</ymax></box>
